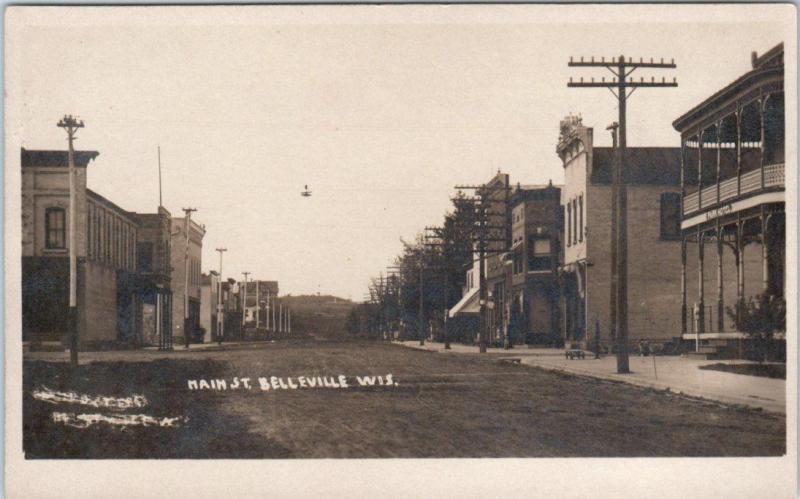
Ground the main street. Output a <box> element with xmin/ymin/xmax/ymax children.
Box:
<box><xmin>24</xmin><ymin>338</ymin><xmax>785</xmax><ymax>458</ymax></box>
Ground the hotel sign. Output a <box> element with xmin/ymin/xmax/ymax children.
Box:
<box><xmin>704</xmin><ymin>204</ymin><xmax>733</xmax><ymax>221</ymax></box>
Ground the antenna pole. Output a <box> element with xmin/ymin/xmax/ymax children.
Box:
<box><xmin>158</xmin><ymin>146</ymin><xmax>163</xmax><ymax>207</ymax></box>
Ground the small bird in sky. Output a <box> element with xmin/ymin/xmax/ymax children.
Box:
<box><xmin>301</xmin><ymin>185</ymin><xmax>312</xmax><ymax>197</ymax></box>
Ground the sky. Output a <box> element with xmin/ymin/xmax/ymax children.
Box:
<box><xmin>7</xmin><ymin>5</ymin><xmax>792</xmax><ymax>300</ymax></box>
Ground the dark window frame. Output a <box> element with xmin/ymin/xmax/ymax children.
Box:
<box><xmin>45</xmin><ymin>207</ymin><xmax>66</xmax><ymax>249</ymax></box>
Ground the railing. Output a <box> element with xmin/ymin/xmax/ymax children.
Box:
<box><xmin>765</xmin><ymin>162</ymin><xmax>785</xmax><ymax>187</ymax></box>
<box><xmin>683</xmin><ymin>191</ymin><xmax>699</xmax><ymax>213</ymax></box>
<box><xmin>740</xmin><ymin>168</ymin><xmax>761</xmax><ymax>194</ymax></box>
<box><xmin>683</xmin><ymin>163</ymin><xmax>784</xmax><ymax>216</ymax></box>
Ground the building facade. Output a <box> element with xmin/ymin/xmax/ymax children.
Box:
<box><xmin>479</xmin><ymin>172</ymin><xmax>512</xmax><ymax>345</ymax></box>
<box><xmin>556</xmin><ymin>116</ymin><xmax>687</xmax><ymax>347</ymax></box>
<box><xmin>507</xmin><ymin>182</ymin><xmax>562</xmax><ymax>345</ymax></box>
<box><xmin>200</xmin><ymin>271</ymin><xmax>219</xmax><ymax>343</ymax></box>
<box><xmin>170</xmin><ymin>216</ymin><xmax>206</xmax><ymax>344</ymax></box>
<box><xmin>673</xmin><ymin>43</ymin><xmax>784</xmax><ymax>348</ymax></box>
<box><xmin>135</xmin><ymin>207</ymin><xmax>174</xmax><ymax>348</ymax></box>
<box><xmin>22</xmin><ymin>148</ymin><xmax>141</xmax><ymax>347</ymax></box>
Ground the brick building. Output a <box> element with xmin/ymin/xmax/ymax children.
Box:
<box><xmin>672</xmin><ymin>43</ymin><xmax>784</xmax><ymax>350</ymax></box>
<box><xmin>507</xmin><ymin>182</ymin><xmax>562</xmax><ymax>345</ymax></box>
<box><xmin>170</xmin><ymin>216</ymin><xmax>206</xmax><ymax>344</ymax></box>
<box><xmin>134</xmin><ymin>206</ymin><xmax>174</xmax><ymax>348</ymax></box>
<box><xmin>556</xmin><ymin>116</ymin><xmax>687</xmax><ymax>347</ymax></box>
<box><xmin>21</xmin><ymin>148</ymin><xmax>140</xmax><ymax>347</ymax></box>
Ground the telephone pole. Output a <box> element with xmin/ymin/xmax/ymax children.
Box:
<box><xmin>568</xmin><ymin>54</ymin><xmax>677</xmax><ymax>373</ymax></box>
<box><xmin>215</xmin><ymin>247</ymin><xmax>227</xmax><ymax>344</ymax></box>
<box><xmin>181</xmin><ymin>207</ymin><xmax>197</xmax><ymax>348</ymax></box>
<box><xmin>241</xmin><ymin>271</ymin><xmax>250</xmax><ymax>333</ymax></box>
<box><xmin>455</xmin><ymin>180</ymin><xmax>512</xmax><ymax>353</ymax></box>
<box><xmin>606</xmin><ymin>121</ymin><xmax>619</xmax><ymax>351</ymax></box>
<box><xmin>57</xmin><ymin>115</ymin><xmax>84</xmax><ymax>367</ymax></box>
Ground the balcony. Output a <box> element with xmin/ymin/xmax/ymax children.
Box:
<box><xmin>683</xmin><ymin>163</ymin><xmax>784</xmax><ymax>216</ymax></box>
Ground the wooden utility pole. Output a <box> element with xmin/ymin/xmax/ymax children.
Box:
<box><xmin>568</xmin><ymin>54</ymin><xmax>677</xmax><ymax>373</ymax></box>
<box><xmin>606</xmin><ymin>122</ymin><xmax>619</xmax><ymax>350</ymax></box>
<box><xmin>241</xmin><ymin>271</ymin><xmax>250</xmax><ymax>334</ymax></box>
<box><xmin>57</xmin><ymin>115</ymin><xmax>84</xmax><ymax>367</ymax></box>
<box><xmin>455</xmin><ymin>181</ymin><xmax>511</xmax><ymax>353</ymax></box>
<box><xmin>215</xmin><ymin>247</ymin><xmax>227</xmax><ymax>345</ymax></box>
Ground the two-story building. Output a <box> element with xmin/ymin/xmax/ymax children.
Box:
<box><xmin>556</xmin><ymin>115</ymin><xmax>685</xmax><ymax>348</ymax></box>
<box><xmin>170</xmin><ymin>216</ymin><xmax>206</xmax><ymax>345</ymax></box>
<box><xmin>507</xmin><ymin>181</ymin><xmax>562</xmax><ymax>345</ymax></box>
<box><xmin>21</xmin><ymin>148</ymin><xmax>140</xmax><ymax>347</ymax></box>
<box><xmin>673</xmin><ymin>43</ymin><xmax>784</xmax><ymax>351</ymax></box>
<box><xmin>135</xmin><ymin>206</ymin><xmax>174</xmax><ymax>348</ymax></box>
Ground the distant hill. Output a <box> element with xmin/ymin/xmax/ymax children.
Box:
<box><xmin>279</xmin><ymin>295</ymin><xmax>355</xmax><ymax>338</ymax></box>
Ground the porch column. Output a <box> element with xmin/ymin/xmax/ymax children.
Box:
<box><xmin>697</xmin><ymin>231</ymin><xmax>705</xmax><ymax>335</ymax></box>
<box><xmin>761</xmin><ymin>207</ymin><xmax>771</xmax><ymax>294</ymax></box>
<box><xmin>716</xmin><ymin>121</ymin><xmax>722</xmax><ymax>204</ymax></box>
<box><xmin>736</xmin><ymin>219</ymin><xmax>745</xmax><ymax>306</ymax></box>
<box><xmin>735</xmin><ymin>109</ymin><xmax>742</xmax><ymax>196</ymax></box>
<box><xmin>760</xmin><ymin>94</ymin><xmax>766</xmax><ymax>189</ymax></box>
<box><xmin>716</xmin><ymin>223</ymin><xmax>724</xmax><ymax>333</ymax></box>
<box><xmin>697</xmin><ymin>130</ymin><xmax>704</xmax><ymax>208</ymax></box>
<box><xmin>680</xmin><ymin>237</ymin><xmax>687</xmax><ymax>336</ymax></box>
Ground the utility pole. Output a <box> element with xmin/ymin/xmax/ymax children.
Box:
<box><xmin>264</xmin><ymin>288</ymin><xmax>272</xmax><ymax>332</ymax></box>
<box><xmin>215</xmin><ymin>248</ymin><xmax>227</xmax><ymax>345</ymax></box>
<box><xmin>157</xmin><ymin>146</ymin><xmax>163</xmax><ymax>207</ymax></box>
<box><xmin>255</xmin><ymin>280</ymin><xmax>260</xmax><ymax>330</ymax></box>
<box><xmin>455</xmin><ymin>181</ymin><xmax>511</xmax><ymax>353</ymax></box>
<box><xmin>182</xmin><ymin>207</ymin><xmax>197</xmax><ymax>349</ymax></box>
<box><xmin>418</xmin><ymin>258</ymin><xmax>425</xmax><ymax>346</ymax></box>
<box><xmin>568</xmin><ymin>54</ymin><xmax>677</xmax><ymax>373</ymax></box>
<box><xmin>606</xmin><ymin>121</ymin><xmax>619</xmax><ymax>351</ymax></box>
<box><xmin>57</xmin><ymin>115</ymin><xmax>84</xmax><ymax>367</ymax></box>
<box><xmin>241</xmin><ymin>271</ymin><xmax>250</xmax><ymax>334</ymax></box>
<box><xmin>272</xmin><ymin>295</ymin><xmax>277</xmax><ymax>334</ymax></box>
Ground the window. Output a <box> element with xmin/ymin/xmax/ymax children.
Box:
<box><xmin>138</xmin><ymin>242</ymin><xmax>154</xmax><ymax>273</ymax></box>
<box><xmin>528</xmin><ymin>236</ymin><xmax>552</xmax><ymax>271</ymax></box>
<box><xmin>106</xmin><ymin>216</ymin><xmax>111</xmax><ymax>261</ymax></box>
<box><xmin>572</xmin><ymin>199</ymin><xmax>578</xmax><ymax>244</ymax></box>
<box><xmin>566</xmin><ymin>203</ymin><xmax>572</xmax><ymax>247</ymax></box>
<box><xmin>578</xmin><ymin>195</ymin><xmax>584</xmax><ymax>242</ymax></box>
<box><xmin>513</xmin><ymin>249</ymin><xmax>524</xmax><ymax>275</ymax></box>
<box><xmin>660</xmin><ymin>192</ymin><xmax>681</xmax><ymax>240</ymax></box>
<box><xmin>45</xmin><ymin>207</ymin><xmax>66</xmax><ymax>249</ymax></box>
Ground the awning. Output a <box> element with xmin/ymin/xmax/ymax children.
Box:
<box><xmin>449</xmin><ymin>287</ymin><xmax>480</xmax><ymax>318</ymax></box>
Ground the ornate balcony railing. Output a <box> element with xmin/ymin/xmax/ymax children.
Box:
<box><xmin>683</xmin><ymin>163</ymin><xmax>784</xmax><ymax>216</ymax></box>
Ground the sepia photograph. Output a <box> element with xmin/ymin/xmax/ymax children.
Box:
<box><xmin>4</xmin><ymin>4</ymin><xmax>796</xmax><ymax>497</ymax></box>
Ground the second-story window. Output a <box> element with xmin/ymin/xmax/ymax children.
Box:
<box><xmin>45</xmin><ymin>207</ymin><xmax>66</xmax><ymax>249</ymax></box>
<box><xmin>566</xmin><ymin>203</ymin><xmax>572</xmax><ymax>247</ymax></box>
<box><xmin>528</xmin><ymin>236</ymin><xmax>552</xmax><ymax>271</ymax></box>
<box><xmin>578</xmin><ymin>195</ymin><xmax>584</xmax><ymax>242</ymax></box>
<box><xmin>572</xmin><ymin>198</ymin><xmax>578</xmax><ymax>244</ymax></box>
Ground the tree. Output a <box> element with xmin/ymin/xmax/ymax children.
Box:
<box><xmin>726</xmin><ymin>293</ymin><xmax>786</xmax><ymax>362</ymax></box>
